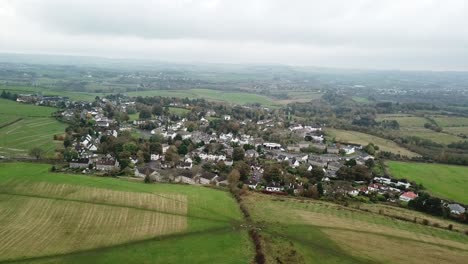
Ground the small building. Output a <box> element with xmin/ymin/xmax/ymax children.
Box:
<box><xmin>69</xmin><ymin>158</ymin><xmax>91</xmax><ymax>169</ymax></box>
<box><xmin>447</xmin><ymin>204</ymin><xmax>466</xmax><ymax>216</ymax></box>
<box><xmin>96</xmin><ymin>158</ymin><xmax>120</xmax><ymax>171</ymax></box>
<box><xmin>399</xmin><ymin>191</ymin><xmax>418</xmax><ymax>202</ymax></box>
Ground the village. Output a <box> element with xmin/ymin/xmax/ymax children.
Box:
<box><xmin>35</xmin><ymin>94</ymin><xmax>463</xmax><ymax>220</ymax></box>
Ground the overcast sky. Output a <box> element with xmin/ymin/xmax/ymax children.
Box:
<box><xmin>0</xmin><ymin>0</ymin><xmax>467</xmax><ymax>70</ymax></box>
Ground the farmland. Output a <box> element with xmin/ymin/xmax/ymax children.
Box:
<box><xmin>325</xmin><ymin>128</ymin><xmax>419</xmax><ymax>157</ymax></box>
<box><xmin>377</xmin><ymin>114</ymin><xmax>467</xmax><ymax>145</ymax></box>
<box><xmin>126</xmin><ymin>89</ymin><xmax>280</xmax><ymax>107</ymax></box>
<box><xmin>0</xmin><ymin>99</ymin><xmax>66</xmax><ymax>158</ymax></box>
<box><xmin>0</xmin><ymin>163</ymin><xmax>252</xmax><ymax>263</ymax></box>
<box><xmin>387</xmin><ymin>161</ymin><xmax>468</xmax><ymax>204</ymax></box>
<box><xmin>243</xmin><ymin>192</ymin><xmax>468</xmax><ymax>264</ymax></box>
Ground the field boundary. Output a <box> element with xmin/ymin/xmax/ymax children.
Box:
<box><xmin>0</xmin><ymin>118</ymin><xmax>22</xmax><ymax>129</ymax></box>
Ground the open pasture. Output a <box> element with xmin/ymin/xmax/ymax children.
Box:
<box><xmin>326</xmin><ymin>128</ymin><xmax>419</xmax><ymax>157</ymax></box>
<box><xmin>0</xmin><ymin>99</ymin><xmax>66</xmax><ymax>158</ymax></box>
<box><xmin>126</xmin><ymin>88</ymin><xmax>279</xmax><ymax>107</ymax></box>
<box><xmin>0</xmin><ymin>117</ymin><xmax>66</xmax><ymax>158</ymax></box>
<box><xmin>387</xmin><ymin>161</ymin><xmax>468</xmax><ymax>204</ymax></box>
<box><xmin>243</xmin><ymin>192</ymin><xmax>468</xmax><ymax>264</ymax></box>
<box><xmin>0</xmin><ymin>163</ymin><xmax>252</xmax><ymax>264</ymax></box>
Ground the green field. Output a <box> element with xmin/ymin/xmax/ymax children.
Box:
<box><xmin>168</xmin><ymin>107</ymin><xmax>191</xmax><ymax>116</ymax></box>
<box><xmin>243</xmin><ymin>192</ymin><xmax>468</xmax><ymax>264</ymax></box>
<box><xmin>376</xmin><ymin>114</ymin><xmax>467</xmax><ymax>144</ymax></box>
<box><xmin>0</xmin><ymin>99</ymin><xmax>66</xmax><ymax>158</ymax></box>
<box><xmin>352</xmin><ymin>96</ymin><xmax>370</xmax><ymax>103</ymax></box>
<box><xmin>0</xmin><ymin>163</ymin><xmax>252</xmax><ymax>263</ymax></box>
<box><xmin>387</xmin><ymin>161</ymin><xmax>468</xmax><ymax>204</ymax></box>
<box><xmin>376</xmin><ymin>114</ymin><xmax>428</xmax><ymax>128</ymax></box>
<box><xmin>326</xmin><ymin>128</ymin><xmax>420</xmax><ymax>157</ymax></box>
<box><xmin>432</xmin><ymin>116</ymin><xmax>468</xmax><ymax>127</ymax></box>
<box><xmin>127</xmin><ymin>89</ymin><xmax>280</xmax><ymax>107</ymax></box>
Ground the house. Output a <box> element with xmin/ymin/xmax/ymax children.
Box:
<box><xmin>199</xmin><ymin>173</ymin><xmax>218</xmax><ymax>185</ymax></box>
<box><xmin>223</xmin><ymin>115</ymin><xmax>231</xmax><ymax>121</ymax></box>
<box><xmin>266</xmin><ymin>186</ymin><xmax>283</xmax><ymax>192</ymax></box>
<box><xmin>244</xmin><ymin>180</ymin><xmax>258</xmax><ymax>189</ymax></box>
<box><xmin>348</xmin><ymin>189</ymin><xmax>359</xmax><ymax>197</ymax></box>
<box><xmin>151</xmin><ymin>154</ymin><xmax>161</xmax><ymax>161</ymax></box>
<box><xmin>342</xmin><ymin>146</ymin><xmax>355</xmax><ymax>155</ymax></box>
<box><xmin>447</xmin><ymin>204</ymin><xmax>466</xmax><ymax>215</ymax></box>
<box><xmin>96</xmin><ymin>158</ymin><xmax>120</xmax><ymax>171</ymax></box>
<box><xmin>287</xmin><ymin>145</ymin><xmax>301</xmax><ymax>152</ymax></box>
<box><xmin>245</xmin><ymin>149</ymin><xmax>258</xmax><ymax>158</ymax></box>
<box><xmin>224</xmin><ymin>159</ymin><xmax>233</xmax><ymax>166</ymax></box>
<box><xmin>290</xmin><ymin>158</ymin><xmax>300</xmax><ymax>168</ymax></box>
<box><xmin>399</xmin><ymin>191</ymin><xmax>418</xmax><ymax>202</ymax></box>
<box><xmin>69</xmin><ymin>158</ymin><xmax>91</xmax><ymax>169</ymax></box>
<box><xmin>162</xmin><ymin>144</ymin><xmax>170</xmax><ymax>154</ymax></box>
<box><xmin>263</xmin><ymin>142</ymin><xmax>282</xmax><ymax>150</ymax></box>
<box><xmin>368</xmin><ymin>183</ymin><xmax>383</xmax><ymax>192</ymax></box>
<box><xmin>134</xmin><ymin>167</ymin><xmax>158</xmax><ymax>178</ymax></box>
<box><xmin>174</xmin><ymin>175</ymin><xmax>196</xmax><ymax>184</ymax></box>
<box><xmin>177</xmin><ymin>158</ymin><xmax>193</xmax><ymax>170</ymax></box>
<box><xmin>327</xmin><ymin>146</ymin><xmax>340</xmax><ymax>154</ymax></box>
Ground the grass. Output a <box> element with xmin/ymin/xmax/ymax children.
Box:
<box><xmin>243</xmin><ymin>192</ymin><xmax>468</xmax><ymax>264</ymax></box>
<box><xmin>0</xmin><ymin>163</ymin><xmax>252</xmax><ymax>263</ymax></box>
<box><xmin>376</xmin><ymin>114</ymin><xmax>466</xmax><ymax>145</ymax></box>
<box><xmin>387</xmin><ymin>161</ymin><xmax>468</xmax><ymax>204</ymax></box>
<box><xmin>0</xmin><ymin>99</ymin><xmax>66</xmax><ymax>158</ymax></box>
<box><xmin>168</xmin><ymin>107</ymin><xmax>190</xmax><ymax>116</ymax></box>
<box><xmin>352</xmin><ymin>96</ymin><xmax>370</xmax><ymax>104</ymax></box>
<box><xmin>376</xmin><ymin>114</ymin><xmax>428</xmax><ymax>128</ymax></box>
<box><xmin>326</xmin><ymin>128</ymin><xmax>419</xmax><ymax>157</ymax></box>
<box><xmin>432</xmin><ymin>116</ymin><xmax>468</xmax><ymax>127</ymax></box>
<box><xmin>126</xmin><ymin>88</ymin><xmax>280</xmax><ymax>107</ymax></box>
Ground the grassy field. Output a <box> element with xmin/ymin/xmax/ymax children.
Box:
<box><xmin>377</xmin><ymin>114</ymin><xmax>467</xmax><ymax>144</ymax></box>
<box><xmin>398</xmin><ymin>128</ymin><xmax>462</xmax><ymax>145</ymax></box>
<box><xmin>352</xmin><ymin>96</ymin><xmax>370</xmax><ymax>104</ymax></box>
<box><xmin>127</xmin><ymin>89</ymin><xmax>280</xmax><ymax>107</ymax></box>
<box><xmin>326</xmin><ymin>128</ymin><xmax>420</xmax><ymax>157</ymax></box>
<box><xmin>0</xmin><ymin>163</ymin><xmax>252</xmax><ymax>263</ymax></box>
<box><xmin>376</xmin><ymin>114</ymin><xmax>428</xmax><ymax>128</ymax></box>
<box><xmin>243</xmin><ymin>192</ymin><xmax>468</xmax><ymax>264</ymax></box>
<box><xmin>0</xmin><ymin>99</ymin><xmax>66</xmax><ymax>158</ymax></box>
<box><xmin>432</xmin><ymin>116</ymin><xmax>468</xmax><ymax>127</ymax></box>
<box><xmin>387</xmin><ymin>161</ymin><xmax>468</xmax><ymax>204</ymax></box>
<box><xmin>168</xmin><ymin>107</ymin><xmax>191</xmax><ymax>116</ymax></box>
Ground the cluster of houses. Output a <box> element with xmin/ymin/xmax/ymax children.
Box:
<box><xmin>16</xmin><ymin>93</ymin><xmax>70</xmax><ymax>107</ymax></box>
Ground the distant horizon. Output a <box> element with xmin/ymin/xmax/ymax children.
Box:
<box><xmin>1</xmin><ymin>51</ymin><xmax>468</xmax><ymax>73</ymax></box>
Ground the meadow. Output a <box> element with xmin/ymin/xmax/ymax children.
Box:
<box><xmin>0</xmin><ymin>99</ymin><xmax>66</xmax><ymax>158</ymax></box>
<box><xmin>377</xmin><ymin>114</ymin><xmax>467</xmax><ymax>145</ymax></box>
<box><xmin>126</xmin><ymin>88</ymin><xmax>280</xmax><ymax>107</ymax></box>
<box><xmin>243</xmin><ymin>192</ymin><xmax>468</xmax><ymax>264</ymax></box>
<box><xmin>0</xmin><ymin>163</ymin><xmax>252</xmax><ymax>263</ymax></box>
<box><xmin>325</xmin><ymin>128</ymin><xmax>419</xmax><ymax>157</ymax></box>
<box><xmin>387</xmin><ymin>161</ymin><xmax>468</xmax><ymax>204</ymax></box>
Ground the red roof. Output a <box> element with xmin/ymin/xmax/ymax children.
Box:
<box><xmin>401</xmin><ymin>191</ymin><xmax>418</xmax><ymax>199</ymax></box>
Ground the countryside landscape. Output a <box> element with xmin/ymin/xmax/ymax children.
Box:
<box><xmin>1</xmin><ymin>1</ymin><xmax>468</xmax><ymax>264</ymax></box>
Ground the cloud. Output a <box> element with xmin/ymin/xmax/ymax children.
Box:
<box><xmin>1</xmin><ymin>0</ymin><xmax>468</xmax><ymax>70</ymax></box>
